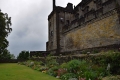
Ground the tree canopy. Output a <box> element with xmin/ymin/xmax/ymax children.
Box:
<box><xmin>17</xmin><ymin>51</ymin><xmax>30</xmax><ymax>60</ymax></box>
<box><xmin>0</xmin><ymin>9</ymin><xmax>12</xmax><ymax>59</ymax></box>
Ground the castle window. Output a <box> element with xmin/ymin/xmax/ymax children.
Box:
<box><xmin>66</xmin><ymin>20</ymin><xmax>70</xmax><ymax>25</ymax></box>
<box><xmin>60</xmin><ymin>17</ymin><xmax>64</xmax><ymax>23</ymax></box>
<box><xmin>51</xmin><ymin>31</ymin><xmax>53</xmax><ymax>36</ymax></box>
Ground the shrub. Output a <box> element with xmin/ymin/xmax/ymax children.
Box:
<box><xmin>102</xmin><ymin>75</ymin><xmax>120</xmax><ymax>80</ymax></box>
<box><xmin>29</xmin><ymin>61</ymin><xmax>34</xmax><ymax>67</ymax></box>
<box><xmin>46</xmin><ymin>55</ymin><xmax>59</xmax><ymax>67</ymax></box>
<box><xmin>91</xmin><ymin>65</ymin><xmax>106</xmax><ymax>77</ymax></box>
<box><xmin>67</xmin><ymin>60</ymin><xmax>81</xmax><ymax>73</ymax></box>
<box><xmin>90</xmin><ymin>50</ymin><xmax>120</xmax><ymax>76</ymax></box>
<box><xmin>46</xmin><ymin>68</ymin><xmax>57</xmax><ymax>77</ymax></box>
<box><xmin>60</xmin><ymin>63</ymin><xmax>69</xmax><ymax>69</ymax></box>
<box><xmin>105</xmin><ymin>51</ymin><xmax>120</xmax><ymax>74</ymax></box>
<box><xmin>40</xmin><ymin>66</ymin><xmax>48</xmax><ymax>71</ymax></box>
<box><xmin>57</xmin><ymin>68</ymin><xmax>67</xmax><ymax>77</ymax></box>
<box><xmin>51</xmin><ymin>66</ymin><xmax>59</xmax><ymax>71</ymax></box>
<box><xmin>33</xmin><ymin>65</ymin><xmax>42</xmax><ymax>71</ymax></box>
<box><xmin>83</xmin><ymin>70</ymin><xmax>98</xmax><ymax>80</ymax></box>
<box><xmin>46</xmin><ymin>66</ymin><xmax>60</xmax><ymax>76</ymax></box>
<box><xmin>60</xmin><ymin>73</ymin><xmax>77</xmax><ymax>80</ymax></box>
<box><xmin>34</xmin><ymin>61</ymin><xmax>43</xmax><ymax>65</ymax></box>
<box><xmin>68</xmin><ymin>78</ymin><xmax>78</xmax><ymax>80</ymax></box>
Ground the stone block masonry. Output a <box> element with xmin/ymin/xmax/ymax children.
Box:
<box><xmin>63</xmin><ymin>9</ymin><xmax>120</xmax><ymax>52</ymax></box>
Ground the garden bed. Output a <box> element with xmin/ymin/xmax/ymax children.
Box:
<box><xmin>19</xmin><ymin>50</ymin><xmax>120</xmax><ymax>80</ymax></box>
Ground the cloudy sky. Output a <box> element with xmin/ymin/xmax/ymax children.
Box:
<box><xmin>0</xmin><ymin>0</ymin><xmax>81</xmax><ymax>57</ymax></box>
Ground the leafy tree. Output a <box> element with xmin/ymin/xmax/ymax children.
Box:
<box><xmin>0</xmin><ymin>49</ymin><xmax>12</xmax><ymax>59</ymax></box>
<box><xmin>17</xmin><ymin>51</ymin><xmax>29</xmax><ymax>60</ymax></box>
<box><xmin>0</xmin><ymin>9</ymin><xmax>12</xmax><ymax>59</ymax></box>
<box><xmin>10</xmin><ymin>54</ymin><xmax>15</xmax><ymax>59</ymax></box>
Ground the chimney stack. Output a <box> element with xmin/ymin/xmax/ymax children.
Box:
<box><xmin>53</xmin><ymin>0</ymin><xmax>56</xmax><ymax>10</ymax></box>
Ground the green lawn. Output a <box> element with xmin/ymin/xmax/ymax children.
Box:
<box><xmin>0</xmin><ymin>63</ymin><xmax>59</xmax><ymax>80</ymax></box>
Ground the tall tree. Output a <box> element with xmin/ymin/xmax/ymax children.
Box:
<box><xmin>0</xmin><ymin>9</ymin><xmax>12</xmax><ymax>58</ymax></box>
<box><xmin>17</xmin><ymin>51</ymin><xmax>29</xmax><ymax>60</ymax></box>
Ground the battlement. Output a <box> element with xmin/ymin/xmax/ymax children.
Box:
<box><xmin>62</xmin><ymin>0</ymin><xmax>117</xmax><ymax>32</ymax></box>
<box><xmin>63</xmin><ymin>8</ymin><xmax>118</xmax><ymax>33</ymax></box>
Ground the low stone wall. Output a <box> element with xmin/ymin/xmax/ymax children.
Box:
<box><xmin>0</xmin><ymin>59</ymin><xmax>18</xmax><ymax>63</ymax></box>
<box><xmin>29</xmin><ymin>42</ymin><xmax>120</xmax><ymax>59</ymax></box>
<box><xmin>30</xmin><ymin>45</ymin><xmax>120</xmax><ymax>64</ymax></box>
<box><xmin>30</xmin><ymin>51</ymin><xmax>50</xmax><ymax>58</ymax></box>
<box><xmin>60</xmin><ymin>44</ymin><xmax>120</xmax><ymax>55</ymax></box>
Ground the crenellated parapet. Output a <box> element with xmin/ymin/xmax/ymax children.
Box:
<box><xmin>62</xmin><ymin>0</ymin><xmax>117</xmax><ymax>32</ymax></box>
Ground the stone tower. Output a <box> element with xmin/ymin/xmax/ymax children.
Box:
<box><xmin>46</xmin><ymin>0</ymin><xmax>74</xmax><ymax>55</ymax></box>
<box><xmin>46</xmin><ymin>0</ymin><xmax>59</xmax><ymax>54</ymax></box>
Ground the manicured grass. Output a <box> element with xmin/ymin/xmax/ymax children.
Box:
<box><xmin>0</xmin><ymin>63</ymin><xmax>59</xmax><ymax>80</ymax></box>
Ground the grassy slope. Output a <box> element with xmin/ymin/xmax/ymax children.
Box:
<box><xmin>0</xmin><ymin>63</ymin><xmax>59</xmax><ymax>80</ymax></box>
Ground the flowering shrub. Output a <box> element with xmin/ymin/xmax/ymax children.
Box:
<box><xmin>60</xmin><ymin>73</ymin><xmax>77</xmax><ymax>80</ymax></box>
<box><xmin>29</xmin><ymin>61</ymin><xmax>34</xmax><ymax>67</ymax></box>
<box><xmin>57</xmin><ymin>68</ymin><xmax>67</xmax><ymax>77</ymax></box>
<box><xmin>46</xmin><ymin>66</ymin><xmax>59</xmax><ymax>77</ymax></box>
<box><xmin>46</xmin><ymin>68</ymin><xmax>57</xmax><ymax>77</ymax></box>
<box><xmin>68</xmin><ymin>78</ymin><xmax>78</xmax><ymax>80</ymax></box>
<box><xmin>40</xmin><ymin>66</ymin><xmax>48</xmax><ymax>71</ymax></box>
<box><xmin>42</xmin><ymin>70</ymin><xmax>47</xmax><ymax>73</ymax></box>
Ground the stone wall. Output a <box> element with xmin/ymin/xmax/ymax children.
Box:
<box><xmin>59</xmin><ymin>12</ymin><xmax>74</xmax><ymax>52</ymax></box>
<box><xmin>48</xmin><ymin>13</ymin><xmax>57</xmax><ymax>51</ymax></box>
<box><xmin>62</xmin><ymin>9</ymin><xmax>120</xmax><ymax>52</ymax></box>
<box><xmin>103</xmin><ymin>0</ymin><xmax>116</xmax><ymax>14</ymax></box>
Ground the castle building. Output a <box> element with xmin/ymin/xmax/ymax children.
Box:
<box><xmin>46</xmin><ymin>0</ymin><xmax>120</xmax><ymax>54</ymax></box>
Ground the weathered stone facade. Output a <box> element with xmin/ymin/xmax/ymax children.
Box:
<box><xmin>46</xmin><ymin>0</ymin><xmax>120</xmax><ymax>54</ymax></box>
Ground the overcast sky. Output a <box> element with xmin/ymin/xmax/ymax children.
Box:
<box><xmin>0</xmin><ymin>0</ymin><xmax>81</xmax><ymax>57</ymax></box>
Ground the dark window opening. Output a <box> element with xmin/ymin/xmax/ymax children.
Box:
<box><xmin>51</xmin><ymin>31</ymin><xmax>53</xmax><ymax>36</ymax></box>
<box><xmin>66</xmin><ymin>20</ymin><xmax>70</xmax><ymax>25</ymax></box>
<box><xmin>60</xmin><ymin>18</ymin><xmax>64</xmax><ymax>23</ymax></box>
<box><xmin>51</xmin><ymin>41</ymin><xmax>53</xmax><ymax>44</ymax></box>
